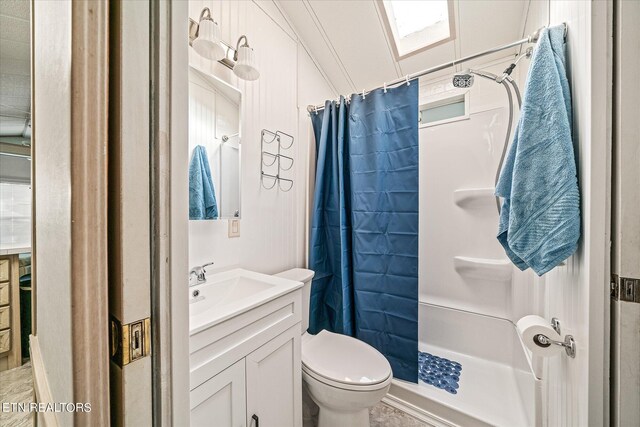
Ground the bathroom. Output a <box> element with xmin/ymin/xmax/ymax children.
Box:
<box><xmin>0</xmin><ymin>0</ymin><xmax>638</xmax><ymax>426</ymax></box>
<box><xmin>178</xmin><ymin>0</ymin><xmax>631</xmax><ymax>426</ymax></box>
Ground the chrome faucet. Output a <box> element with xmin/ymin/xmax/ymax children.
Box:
<box><xmin>189</xmin><ymin>262</ymin><xmax>215</xmax><ymax>286</ymax></box>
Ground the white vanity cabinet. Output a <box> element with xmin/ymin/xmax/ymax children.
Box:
<box><xmin>190</xmin><ymin>287</ymin><xmax>302</xmax><ymax>427</ymax></box>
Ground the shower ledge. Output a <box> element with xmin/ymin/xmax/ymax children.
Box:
<box><xmin>453</xmin><ymin>188</ymin><xmax>496</xmax><ymax>209</ymax></box>
<box><xmin>453</xmin><ymin>256</ymin><xmax>512</xmax><ymax>282</ymax></box>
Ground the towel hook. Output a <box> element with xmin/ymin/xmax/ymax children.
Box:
<box><xmin>405</xmin><ymin>75</ymin><xmax>410</xmax><ymax>86</ymax></box>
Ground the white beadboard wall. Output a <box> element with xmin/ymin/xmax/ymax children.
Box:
<box><xmin>516</xmin><ymin>1</ymin><xmax>611</xmax><ymax>426</ymax></box>
<box><xmin>187</xmin><ymin>0</ymin><xmax>334</xmax><ymax>274</ymax></box>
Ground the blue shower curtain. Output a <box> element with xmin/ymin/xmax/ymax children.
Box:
<box><xmin>309</xmin><ymin>83</ymin><xmax>419</xmax><ymax>383</ymax></box>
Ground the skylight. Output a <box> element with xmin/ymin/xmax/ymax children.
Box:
<box><xmin>380</xmin><ymin>0</ymin><xmax>454</xmax><ymax>59</ymax></box>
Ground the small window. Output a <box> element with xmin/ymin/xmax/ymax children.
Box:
<box><xmin>0</xmin><ymin>154</ymin><xmax>31</xmax><ymax>249</ymax></box>
<box><xmin>0</xmin><ymin>182</ymin><xmax>31</xmax><ymax>249</ymax></box>
<box><xmin>379</xmin><ymin>0</ymin><xmax>455</xmax><ymax>59</ymax></box>
<box><xmin>419</xmin><ymin>94</ymin><xmax>468</xmax><ymax>127</ymax></box>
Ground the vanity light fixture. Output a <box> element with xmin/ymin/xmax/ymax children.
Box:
<box><xmin>232</xmin><ymin>35</ymin><xmax>260</xmax><ymax>81</ymax></box>
<box><xmin>188</xmin><ymin>13</ymin><xmax>260</xmax><ymax>81</ymax></box>
<box><xmin>189</xmin><ymin>7</ymin><xmax>225</xmax><ymax>61</ymax></box>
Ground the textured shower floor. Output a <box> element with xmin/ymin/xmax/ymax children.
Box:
<box><xmin>388</xmin><ymin>343</ymin><xmax>533</xmax><ymax>427</ymax></box>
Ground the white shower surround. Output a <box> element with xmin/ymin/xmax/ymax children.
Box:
<box><xmin>383</xmin><ymin>57</ymin><xmax>542</xmax><ymax>426</ymax></box>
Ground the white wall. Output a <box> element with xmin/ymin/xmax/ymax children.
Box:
<box><xmin>515</xmin><ymin>1</ymin><xmax>611</xmax><ymax>425</ymax></box>
<box><xmin>32</xmin><ymin>1</ymin><xmax>73</xmax><ymax>425</ymax></box>
<box><xmin>187</xmin><ymin>0</ymin><xmax>334</xmax><ymax>274</ymax></box>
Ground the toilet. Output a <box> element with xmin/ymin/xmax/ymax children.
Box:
<box><xmin>275</xmin><ymin>268</ymin><xmax>392</xmax><ymax>427</ymax></box>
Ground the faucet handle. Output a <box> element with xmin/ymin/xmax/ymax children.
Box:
<box><xmin>202</xmin><ymin>261</ymin><xmax>215</xmax><ymax>271</ymax></box>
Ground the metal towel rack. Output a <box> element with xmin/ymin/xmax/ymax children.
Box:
<box><xmin>260</xmin><ymin>129</ymin><xmax>294</xmax><ymax>191</ymax></box>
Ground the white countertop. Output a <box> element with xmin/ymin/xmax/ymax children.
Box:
<box><xmin>189</xmin><ymin>268</ymin><xmax>303</xmax><ymax>335</ymax></box>
<box><xmin>0</xmin><ymin>246</ymin><xmax>31</xmax><ymax>256</ymax></box>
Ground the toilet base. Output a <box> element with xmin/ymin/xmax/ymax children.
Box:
<box><xmin>317</xmin><ymin>406</ymin><xmax>370</xmax><ymax>427</ymax></box>
<box><xmin>303</xmin><ymin>368</ymin><xmax>391</xmax><ymax>427</ymax></box>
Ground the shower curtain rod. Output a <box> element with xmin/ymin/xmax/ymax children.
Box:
<box><xmin>307</xmin><ymin>23</ymin><xmax>566</xmax><ymax>113</ymax></box>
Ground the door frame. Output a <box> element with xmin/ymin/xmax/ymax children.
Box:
<box><xmin>69</xmin><ymin>1</ymin><xmax>110</xmax><ymax>423</ymax></box>
<box><xmin>610</xmin><ymin>0</ymin><xmax>640</xmax><ymax>425</ymax></box>
<box><xmin>30</xmin><ymin>0</ymin><xmax>111</xmax><ymax>424</ymax></box>
<box><xmin>149</xmin><ymin>1</ymin><xmax>190</xmax><ymax>425</ymax></box>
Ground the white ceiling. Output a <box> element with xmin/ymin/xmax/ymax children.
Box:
<box><xmin>0</xmin><ymin>0</ymin><xmax>31</xmax><ymax>139</ymax></box>
<box><xmin>277</xmin><ymin>0</ymin><xmax>529</xmax><ymax>96</ymax></box>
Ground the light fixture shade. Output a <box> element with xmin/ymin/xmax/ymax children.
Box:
<box><xmin>233</xmin><ymin>46</ymin><xmax>260</xmax><ymax>81</ymax></box>
<box><xmin>192</xmin><ymin>19</ymin><xmax>225</xmax><ymax>61</ymax></box>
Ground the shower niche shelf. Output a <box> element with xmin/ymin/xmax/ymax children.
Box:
<box><xmin>453</xmin><ymin>188</ymin><xmax>496</xmax><ymax>209</ymax></box>
<box><xmin>453</xmin><ymin>256</ymin><xmax>512</xmax><ymax>282</ymax></box>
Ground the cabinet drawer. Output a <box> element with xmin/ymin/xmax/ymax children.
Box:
<box><xmin>0</xmin><ymin>282</ymin><xmax>9</xmax><ymax>306</ymax></box>
<box><xmin>0</xmin><ymin>259</ymin><xmax>8</xmax><ymax>282</ymax></box>
<box><xmin>0</xmin><ymin>329</ymin><xmax>10</xmax><ymax>353</ymax></box>
<box><xmin>0</xmin><ymin>306</ymin><xmax>9</xmax><ymax>330</ymax></box>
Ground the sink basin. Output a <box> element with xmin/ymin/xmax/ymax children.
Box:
<box><xmin>189</xmin><ymin>268</ymin><xmax>303</xmax><ymax>334</ymax></box>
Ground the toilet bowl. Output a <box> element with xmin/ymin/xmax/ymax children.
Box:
<box><xmin>275</xmin><ymin>269</ymin><xmax>392</xmax><ymax>427</ymax></box>
<box><xmin>302</xmin><ymin>330</ymin><xmax>392</xmax><ymax>427</ymax></box>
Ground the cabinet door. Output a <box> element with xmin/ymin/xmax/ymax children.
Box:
<box><xmin>190</xmin><ymin>359</ymin><xmax>246</xmax><ymax>427</ymax></box>
<box><xmin>246</xmin><ymin>324</ymin><xmax>301</xmax><ymax>427</ymax></box>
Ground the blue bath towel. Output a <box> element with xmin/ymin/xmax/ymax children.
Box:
<box><xmin>495</xmin><ymin>26</ymin><xmax>580</xmax><ymax>276</ymax></box>
<box><xmin>189</xmin><ymin>145</ymin><xmax>218</xmax><ymax>220</ymax></box>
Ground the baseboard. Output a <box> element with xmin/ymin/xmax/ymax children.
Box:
<box><xmin>30</xmin><ymin>335</ymin><xmax>59</xmax><ymax>427</ymax></box>
<box><xmin>382</xmin><ymin>393</ymin><xmax>458</xmax><ymax>427</ymax></box>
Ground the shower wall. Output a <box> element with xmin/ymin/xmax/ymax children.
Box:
<box><xmin>418</xmin><ymin>56</ymin><xmax>537</xmax><ymax>323</ymax></box>
<box><xmin>412</xmin><ymin>58</ymin><xmax>541</xmax><ymax>426</ymax></box>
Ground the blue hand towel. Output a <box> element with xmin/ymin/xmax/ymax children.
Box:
<box><xmin>495</xmin><ymin>25</ymin><xmax>580</xmax><ymax>276</ymax></box>
<box><xmin>189</xmin><ymin>145</ymin><xmax>218</xmax><ymax>220</ymax></box>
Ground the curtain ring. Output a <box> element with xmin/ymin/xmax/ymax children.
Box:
<box><xmin>362</xmin><ymin>89</ymin><xmax>366</xmax><ymax>100</ymax></box>
<box><xmin>383</xmin><ymin>82</ymin><xmax>387</xmax><ymax>93</ymax></box>
<box><xmin>314</xmin><ymin>106</ymin><xmax>318</xmax><ymax>115</ymax></box>
<box><xmin>405</xmin><ymin>75</ymin><xmax>410</xmax><ymax>86</ymax></box>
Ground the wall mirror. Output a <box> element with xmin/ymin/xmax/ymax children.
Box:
<box><xmin>188</xmin><ymin>66</ymin><xmax>241</xmax><ymax>219</ymax></box>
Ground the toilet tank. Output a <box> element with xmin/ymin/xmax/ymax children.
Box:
<box><xmin>275</xmin><ymin>268</ymin><xmax>315</xmax><ymax>332</ymax></box>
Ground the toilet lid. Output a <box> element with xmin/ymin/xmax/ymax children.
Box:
<box><xmin>302</xmin><ymin>330</ymin><xmax>392</xmax><ymax>386</ymax></box>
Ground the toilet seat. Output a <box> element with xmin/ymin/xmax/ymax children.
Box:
<box><xmin>302</xmin><ymin>330</ymin><xmax>392</xmax><ymax>392</ymax></box>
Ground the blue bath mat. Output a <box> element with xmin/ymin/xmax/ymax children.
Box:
<box><xmin>418</xmin><ymin>351</ymin><xmax>462</xmax><ymax>394</ymax></box>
